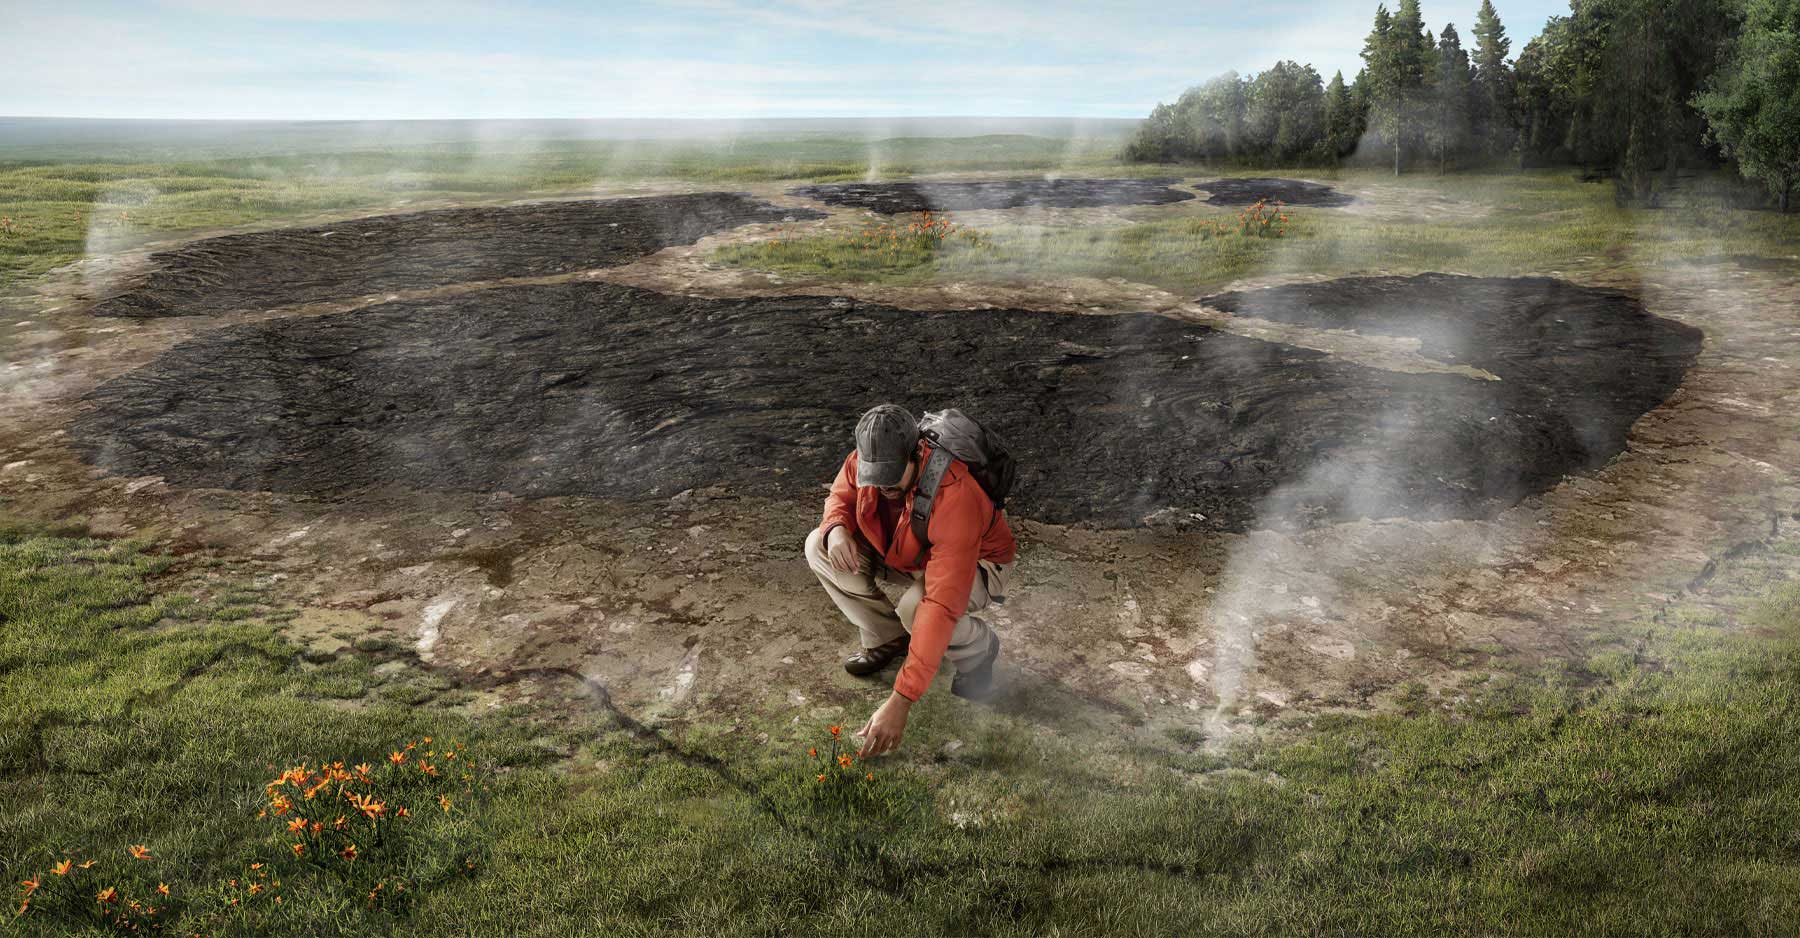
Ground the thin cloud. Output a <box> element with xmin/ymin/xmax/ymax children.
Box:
<box><xmin>9</xmin><ymin>0</ymin><xmax>1572</xmax><ymax>119</ymax></box>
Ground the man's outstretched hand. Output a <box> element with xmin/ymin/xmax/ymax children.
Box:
<box><xmin>856</xmin><ymin>691</ymin><xmax>912</xmax><ymax>757</ymax></box>
<box><xmin>825</xmin><ymin>525</ymin><xmax>862</xmax><ymax>575</ymax></box>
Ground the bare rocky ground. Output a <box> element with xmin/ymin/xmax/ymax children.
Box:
<box><xmin>3</xmin><ymin>175</ymin><xmax>1796</xmax><ymax>762</ymax></box>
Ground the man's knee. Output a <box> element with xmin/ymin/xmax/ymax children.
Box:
<box><xmin>895</xmin><ymin>582</ymin><xmax>923</xmax><ymax>627</ymax></box>
<box><xmin>804</xmin><ymin>527</ymin><xmax>827</xmax><ymax>568</ymax></box>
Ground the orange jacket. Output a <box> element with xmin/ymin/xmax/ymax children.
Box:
<box><xmin>818</xmin><ymin>438</ymin><xmax>1017</xmax><ymax>701</ymax></box>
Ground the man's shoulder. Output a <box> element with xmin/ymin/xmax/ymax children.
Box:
<box><xmin>925</xmin><ymin>461</ymin><xmax>990</xmax><ymax>524</ymax></box>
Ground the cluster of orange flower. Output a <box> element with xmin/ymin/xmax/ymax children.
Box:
<box><xmin>807</xmin><ymin>724</ymin><xmax>876</xmax><ymax>787</ymax></box>
<box><xmin>14</xmin><ymin>847</ymin><xmax>166</xmax><ymax>932</ymax></box>
<box><xmin>262</xmin><ymin>737</ymin><xmax>470</xmax><ymax>866</ymax></box>
<box><xmin>0</xmin><ymin>216</ymin><xmax>17</xmax><ymax>235</ymax></box>
<box><xmin>1236</xmin><ymin>199</ymin><xmax>1291</xmax><ymax>237</ymax></box>
<box><xmin>1188</xmin><ymin>199</ymin><xmax>1294</xmax><ymax>241</ymax></box>
<box><xmin>854</xmin><ymin>210</ymin><xmax>989</xmax><ymax>255</ymax></box>
<box><xmin>15</xmin><ymin>736</ymin><xmax>480</xmax><ymax>932</ymax></box>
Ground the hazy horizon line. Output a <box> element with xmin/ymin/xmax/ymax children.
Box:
<box><xmin>0</xmin><ymin>114</ymin><xmax>1144</xmax><ymax>125</ymax></box>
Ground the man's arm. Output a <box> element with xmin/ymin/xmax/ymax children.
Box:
<box><xmin>819</xmin><ymin>450</ymin><xmax>859</xmax><ymax>540</ymax></box>
<box><xmin>891</xmin><ymin>480</ymin><xmax>984</xmax><ymax>702</ymax></box>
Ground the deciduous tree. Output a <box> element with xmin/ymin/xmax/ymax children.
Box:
<box><xmin>1696</xmin><ymin>0</ymin><xmax>1800</xmax><ymax>210</ymax></box>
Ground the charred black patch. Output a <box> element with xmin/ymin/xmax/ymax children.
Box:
<box><xmin>93</xmin><ymin>193</ymin><xmax>824</xmax><ymax>318</ymax></box>
<box><xmin>72</xmin><ymin>275</ymin><xmax>1698</xmax><ymax>530</ymax></box>
<box><xmin>788</xmin><ymin>178</ymin><xmax>1194</xmax><ymax>214</ymax></box>
<box><xmin>1195</xmin><ymin>177</ymin><xmax>1356</xmax><ymax>207</ymax></box>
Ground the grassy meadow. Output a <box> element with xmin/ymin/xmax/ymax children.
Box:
<box><xmin>717</xmin><ymin>169</ymin><xmax>1800</xmax><ymax>295</ymax></box>
<box><xmin>5</xmin><ymin>518</ymin><xmax>1800</xmax><ymax>936</ymax></box>
<box><xmin>6</xmin><ymin>126</ymin><xmax>1800</xmax><ymax>934</ymax></box>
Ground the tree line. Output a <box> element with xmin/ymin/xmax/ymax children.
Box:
<box><xmin>1125</xmin><ymin>0</ymin><xmax>1800</xmax><ymax>211</ymax></box>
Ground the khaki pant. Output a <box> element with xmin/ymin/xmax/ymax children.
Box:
<box><xmin>804</xmin><ymin>526</ymin><xmax>1008</xmax><ymax>670</ymax></box>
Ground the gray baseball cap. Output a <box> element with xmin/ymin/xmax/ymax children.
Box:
<box><xmin>854</xmin><ymin>403</ymin><xmax>919</xmax><ymax>487</ymax></box>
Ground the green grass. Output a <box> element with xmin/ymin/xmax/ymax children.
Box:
<box><xmin>0</xmin><ymin>525</ymin><xmax>560</xmax><ymax>935</ymax></box>
<box><xmin>714</xmin><ymin>168</ymin><xmax>1800</xmax><ymax>294</ymax></box>
<box><xmin>4</xmin><ymin>520</ymin><xmax>1800</xmax><ymax>934</ymax></box>
<box><xmin>0</xmin><ymin>135</ymin><xmax>1127</xmax><ymax>286</ymax></box>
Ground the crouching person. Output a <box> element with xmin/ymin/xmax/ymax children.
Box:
<box><xmin>803</xmin><ymin>403</ymin><xmax>1017</xmax><ymax>758</ymax></box>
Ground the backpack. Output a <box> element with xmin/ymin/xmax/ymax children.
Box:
<box><xmin>908</xmin><ymin>408</ymin><xmax>1016</xmax><ymax>564</ymax></box>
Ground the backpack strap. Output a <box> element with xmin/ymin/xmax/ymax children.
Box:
<box><xmin>909</xmin><ymin>445</ymin><xmax>955</xmax><ymax>566</ymax></box>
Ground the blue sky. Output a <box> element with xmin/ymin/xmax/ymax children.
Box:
<box><xmin>9</xmin><ymin>0</ymin><xmax>1571</xmax><ymax>120</ymax></box>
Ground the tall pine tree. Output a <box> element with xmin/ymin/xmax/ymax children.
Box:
<box><xmin>1432</xmin><ymin>23</ymin><xmax>1474</xmax><ymax>172</ymax></box>
<box><xmin>1323</xmin><ymin>70</ymin><xmax>1364</xmax><ymax>163</ymax></box>
<box><xmin>1363</xmin><ymin>0</ymin><xmax>1435</xmax><ymax>174</ymax></box>
<box><xmin>1470</xmin><ymin>0</ymin><xmax>1516</xmax><ymax>161</ymax></box>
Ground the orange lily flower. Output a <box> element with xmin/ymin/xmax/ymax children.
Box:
<box><xmin>128</xmin><ymin>845</ymin><xmax>152</xmax><ymax>860</ymax></box>
<box><xmin>95</xmin><ymin>887</ymin><xmax>118</xmax><ymax>905</ymax></box>
<box><xmin>156</xmin><ymin>883</ymin><xmax>170</xmax><ymax>896</ymax></box>
<box><xmin>50</xmin><ymin>861</ymin><xmax>71</xmax><ymax>877</ymax></box>
<box><xmin>19</xmin><ymin>877</ymin><xmax>39</xmax><ymax>897</ymax></box>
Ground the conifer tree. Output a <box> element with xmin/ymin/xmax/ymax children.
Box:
<box><xmin>1470</xmin><ymin>0</ymin><xmax>1516</xmax><ymax>160</ymax></box>
<box><xmin>1363</xmin><ymin>0</ymin><xmax>1435</xmax><ymax>174</ymax></box>
<box><xmin>1323</xmin><ymin>70</ymin><xmax>1364</xmax><ymax>163</ymax></box>
<box><xmin>1433</xmin><ymin>23</ymin><xmax>1474</xmax><ymax>172</ymax></box>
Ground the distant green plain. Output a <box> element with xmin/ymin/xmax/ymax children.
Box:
<box><xmin>0</xmin><ymin>134</ymin><xmax>1126</xmax><ymax>285</ymax></box>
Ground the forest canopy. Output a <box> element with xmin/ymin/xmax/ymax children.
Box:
<box><xmin>1125</xmin><ymin>0</ymin><xmax>1799</xmax><ymax>210</ymax></box>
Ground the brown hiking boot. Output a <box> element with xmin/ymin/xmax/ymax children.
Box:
<box><xmin>844</xmin><ymin>635</ymin><xmax>910</xmax><ymax>677</ymax></box>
